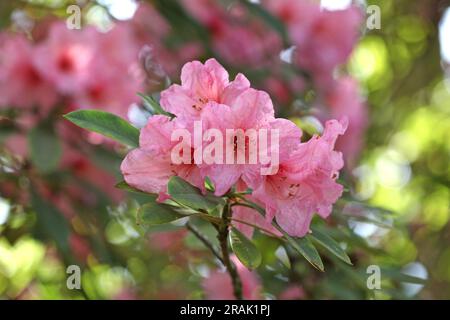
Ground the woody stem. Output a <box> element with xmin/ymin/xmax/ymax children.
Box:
<box><xmin>217</xmin><ymin>202</ymin><xmax>243</xmax><ymax>300</ymax></box>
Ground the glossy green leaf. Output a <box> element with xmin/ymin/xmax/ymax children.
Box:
<box><xmin>138</xmin><ymin>202</ymin><xmax>186</xmax><ymax>226</ymax></box>
<box><xmin>138</xmin><ymin>93</ymin><xmax>174</xmax><ymax>118</ymax></box>
<box><xmin>31</xmin><ymin>188</ymin><xmax>70</xmax><ymax>255</ymax></box>
<box><xmin>28</xmin><ymin>124</ymin><xmax>62</xmax><ymax>173</ymax></box>
<box><xmin>63</xmin><ymin>110</ymin><xmax>139</xmax><ymax>148</ymax></box>
<box><xmin>310</xmin><ymin>227</ymin><xmax>352</xmax><ymax>265</ymax></box>
<box><xmin>279</xmin><ymin>229</ymin><xmax>324</xmax><ymax>271</ymax></box>
<box><xmin>295</xmin><ymin>237</ymin><xmax>324</xmax><ymax>271</ymax></box>
<box><xmin>229</xmin><ymin>228</ymin><xmax>262</xmax><ymax>269</ymax></box>
<box><xmin>167</xmin><ymin>176</ymin><xmax>225</xmax><ymax>211</ymax></box>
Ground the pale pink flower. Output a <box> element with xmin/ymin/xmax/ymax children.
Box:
<box><xmin>33</xmin><ymin>22</ymin><xmax>96</xmax><ymax>94</ymax></box>
<box><xmin>160</xmin><ymin>58</ymin><xmax>256</xmax><ymax>124</ymax></box>
<box><xmin>203</xmin><ymin>256</ymin><xmax>262</xmax><ymax>300</ymax></box>
<box><xmin>131</xmin><ymin>2</ymin><xmax>170</xmax><ymax>40</ymax></box>
<box><xmin>3</xmin><ymin>134</ymin><xmax>28</xmax><ymax>159</ymax></box>
<box><xmin>72</xmin><ymin>76</ymin><xmax>140</xmax><ymax>119</ymax></box>
<box><xmin>180</xmin><ymin>0</ymin><xmax>224</xmax><ymax>27</ymax></box>
<box><xmin>263</xmin><ymin>0</ymin><xmax>320</xmax><ymax>45</ymax></box>
<box><xmin>121</xmin><ymin>115</ymin><xmax>203</xmax><ymax>201</ymax></box>
<box><xmin>252</xmin><ymin>119</ymin><xmax>347</xmax><ymax>237</ymax></box>
<box><xmin>209</xmin><ymin>17</ymin><xmax>282</xmax><ymax>68</ymax></box>
<box><xmin>293</xmin><ymin>7</ymin><xmax>363</xmax><ymax>78</ymax></box>
<box><xmin>326</xmin><ymin>77</ymin><xmax>368</xmax><ymax>167</ymax></box>
<box><xmin>265</xmin><ymin>0</ymin><xmax>363</xmax><ymax>86</ymax></box>
<box><xmin>182</xmin><ymin>0</ymin><xmax>282</xmax><ymax>67</ymax></box>
<box><xmin>0</xmin><ymin>34</ymin><xmax>58</xmax><ymax>110</ymax></box>
<box><xmin>279</xmin><ymin>285</ymin><xmax>305</xmax><ymax>300</ymax></box>
<box><xmin>198</xmin><ymin>92</ymin><xmax>275</xmax><ymax>195</ymax></box>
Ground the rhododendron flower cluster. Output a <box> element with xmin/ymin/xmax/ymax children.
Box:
<box><xmin>181</xmin><ymin>0</ymin><xmax>282</xmax><ymax>67</ymax></box>
<box><xmin>121</xmin><ymin>59</ymin><xmax>347</xmax><ymax>237</ymax></box>
<box><xmin>264</xmin><ymin>0</ymin><xmax>363</xmax><ymax>88</ymax></box>
<box><xmin>0</xmin><ymin>21</ymin><xmax>143</xmax><ymax>118</ymax></box>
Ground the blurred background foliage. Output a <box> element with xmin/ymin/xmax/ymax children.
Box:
<box><xmin>0</xmin><ymin>0</ymin><xmax>449</xmax><ymax>299</ymax></box>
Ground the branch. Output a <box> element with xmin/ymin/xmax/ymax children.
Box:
<box><xmin>217</xmin><ymin>203</ymin><xmax>243</xmax><ymax>300</ymax></box>
<box><xmin>186</xmin><ymin>222</ymin><xmax>224</xmax><ymax>264</ymax></box>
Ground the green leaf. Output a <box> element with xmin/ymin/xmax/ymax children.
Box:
<box><xmin>138</xmin><ymin>202</ymin><xmax>186</xmax><ymax>226</ymax></box>
<box><xmin>116</xmin><ymin>181</ymin><xmax>149</xmax><ymax>194</ymax></box>
<box><xmin>294</xmin><ymin>237</ymin><xmax>324</xmax><ymax>271</ymax></box>
<box><xmin>310</xmin><ymin>227</ymin><xmax>352</xmax><ymax>265</ymax></box>
<box><xmin>28</xmin><ymin>124</ymin><xmax>62</xmax><ymax>173</ymax></box>
<box><xmin>167</xmin><ymin>176</ymin><xmax>225</xmax><ymax>211</ymax></box>
<box><xmin>229</xmin><ymin>227</ymin><xmax>262</xmax><ymax>269</ymax></box>
<box><xmin>31</xmin><ymin>188</ymin><xmax>70</xmax><ymax>256</ymax></box>
<box><xmin>63</xmin><ymin>110</ymin><xmax>139</xmax><ymax>148</ymax></box>
<box><xmin>280</xmin><ymin>230</ymin><xmax>324</xmax><ymax>271</ymax></box>
<box><xmin>382</xmin><ymin>268</ymin><xmax>427</xmax><ymax>285</ymax></box>
<box><xmin>204</xmin><ymin>176</ymin><xmax>215</xmax><ymax>193</ymax></box>
<box><xmin>138</xmin><ymin>93</ymin><xmax>175</xmax><ymax>118</ymax></box>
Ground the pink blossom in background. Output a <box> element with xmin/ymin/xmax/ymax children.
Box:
<box><xmin>263</xmin><ymin>75</ymin><xmax>305</xmax><ymax>106</ymax></box>
<box><xmin>0</xmin><ymin>34</ymin><xmax>57</xmax><ymax>111</ymax></box>
<box><xmin>264</xmin><ymin>0</ymin><xmax>363</xmax><ymax>88</ymax></box>
<box><xmin>263</xmin><ymin>0</ymin><xmax>320</xmax><ymax>45</ymax></box>
<box><xmin>149</xmin><ymin>229</ymin><xmax>189</xmax><ymax>253</ymax></box>
<box><xmin>131</xmin><ymin>2</ymin><xmax>170</xmax><ymax>41</ymax></box>
<box><xmin>131</xmin><ymin>2</ymin><xmax>203</xmax><ymax>79</ymax></box>
<box><xmin>33</xmin><ymin>23</ymin><xmax>96</xmax><ymax>94</ymax></box>
<box><xmin>211</xmin><ymin>20</ymin><xmax>282</xmax><ymax>68</ymax></box>
<box><xmin>69</xmin><ymin>233</ymin><xmax>92</xmax><ymax>263</ymax></box>
<box><xmin>181</xmin><ymin>0</ymin><xmax>282</xmax><ymax>67</ymax></box>
<box><xmin>181</xmin><ymin>0</ymin><xmax>224</xmax><ymax>26</ymax></box>
<box><xmin>3</xmin><ymin>133</ymin><xmax>28</xmax><ymax>159</ymax></box>
<box><xmin>293</xmin><ymin>7</ymin><xmax>363</xmax><ymax>86</ymax></box>
<box><xmin>279</xmin><ymin>285</ymin><xmax>306</xmax><ymax>300</ymax></box>
<box><xmin>326</xmin><ymin>77</ymin><xmax>368</xmax><ymax>167</ymax></box>
<box><xmin>203</xmin><ymin>256</ymin><xmax>262</xmax><ymax>300</ymax></box>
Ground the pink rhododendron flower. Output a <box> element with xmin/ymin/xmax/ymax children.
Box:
<box><xmin>34</xmin><ymin>23</ymin><xmax>96</xmax><ymax>94</ymax></box>
<box><xmin>198</xmin><ymin>94</ymin><xmax>275</xmax><ymax>195</ymax></box>
<box><xmin>251</xmin><ymin>119</ymin><xmax>347</xmax><ymax>237</ymax></box>
<box><xmin>294</xmin><ymin>7</ymin><xmax>363</xmax><ymax>81</ymax></box>
<box><xmin>203</xmin><ymin>256</ymin><xmax>262</xmax><ymax>300</ymax></box>
<box><xmin>181</xmin><ymin>0</ymin><xmax>282</xmax><ymax>67</ymax></box>
<box><xmin>265</xmin><ymin>0</ymin><xmax>363</xmax><ymax>87</ymax></box>
<box><xmin>160</xmin><ymin>58</ymin><xmax>255</xmax><ymax>125</ymax></box>
<box><xmin>121</xmin><ymin>115</ymin><xmax>203</xmax><ymax>201</ymax></box>
<box><xmin>0</xmin><ymin>34</ymin><xmax>57</xmax><ymax>110</ymax></box>
<box><xmin>326</xmin><ymin>77</ymin><xmax>368</xmax><ymax>167</ymax></box>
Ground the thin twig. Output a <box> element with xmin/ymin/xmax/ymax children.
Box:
<box><xmin>229</xmin><ymin>217</ymin><xmax>281</xmax><ymax>238</ymax></box>
<box><xmin>186</xmin><ymin>222</ymin><xmax>224</xmax><ymax>264</ymax></box>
